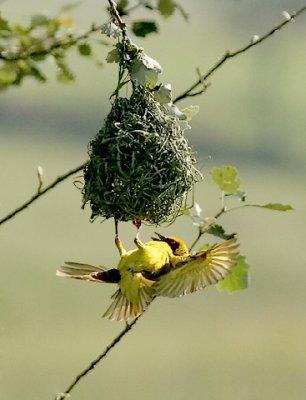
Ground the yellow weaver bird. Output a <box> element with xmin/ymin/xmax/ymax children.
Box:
<box><xmin>57</xmin><ymin>234</ymin><xmax>239</xmax><ymax>321</ymax></box>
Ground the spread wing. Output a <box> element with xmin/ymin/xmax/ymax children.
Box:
<box><xmin>57</xmin><ymin>262</ymin><xmax>120</xmax><ymax>283</ymax></box>
<box><xmin>154</xmin><ymin>238</ymin><xmax>239</xmax><ymax>298</ymax></box>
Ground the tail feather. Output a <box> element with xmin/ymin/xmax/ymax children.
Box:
<box><xmin>103</xmin><ymin>286</ymin><xmax>154</xmax><ymax>322</ymax></box>
<box><xmin>57</xmin><ymin>262</ymin><xmax>120</xmax><ymax>283</ymax></box>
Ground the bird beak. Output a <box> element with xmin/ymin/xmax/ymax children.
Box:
<box><xmin>152</xmin><ymin>232</ymin><xmax>167</xmax><ymax>241</ymax></box>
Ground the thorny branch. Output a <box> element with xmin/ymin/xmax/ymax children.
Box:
<box><xmin>1</xmin><ymin>6</ymin><xmax>305</xmax><ymax>228</ymax></box>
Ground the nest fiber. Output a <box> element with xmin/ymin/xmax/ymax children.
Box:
<box><xmin>82</xmin><ymin>89</ymin><xmax>201</xmax><ymax>224</ymax></box>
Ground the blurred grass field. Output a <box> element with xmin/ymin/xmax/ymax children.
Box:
<box><xmin>1</xmin><ymin>1</ymin><xmax>306</xmax><ymax>399</ymax></box>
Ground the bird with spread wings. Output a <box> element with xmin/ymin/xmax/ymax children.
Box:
<box><xmin>57</xmin><ymin>233</ymin><xmax>239</xmax><ymax>321</ymax></box>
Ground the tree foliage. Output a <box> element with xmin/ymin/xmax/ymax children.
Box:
<box><xmin>0</xmin><ymin>0</ymin><xmax>187</xmax><ymax>90</ymax></box>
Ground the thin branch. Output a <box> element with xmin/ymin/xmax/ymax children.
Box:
<box><xmin>0</xmin><ymin>24</ymin><xmax>102</xmax><ymax>61</ymax></box>
<box><xmin>108</xmin><ymin>0</ymin><xmax>128</xmax><ymax>33</ymax></box>
<box><xmin>54</xmin><ymin>314</ymin><xmax>142</xmax><ymax>400</ymax></box>
<box><xmin>188</xmin><ymin>229</ymin><xmax>203</xmax><ymax>253</ymax></box>
<box><xmin>174</xmin><ymin>6</ymin><xmax>306</xmax><ymax>103</ymax></box>
<box><xmin>188</xmin><ymin>198</ymin><xmax>286</xmax><ymax>251</ymax></box>
<box><xmin>189</xmin><ymin>207</ymin><xmax>226</xmax><ymax>252</ymax></box>
<box><xmin>0</xmin><ymin>162</ymin><xmax>86</xmax><ymax>227</ymax></box>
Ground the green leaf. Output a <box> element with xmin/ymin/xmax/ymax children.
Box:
<box><xmin>210</xmin><ymin>166</ymin><xmax>240</xmax><ymax>193</ymax></box>
<box><xmin>106</xmin><ymin>48</ymin><xmax>120</xmax><ymax>63</ymax></box>
<box><xmin>78</xmin><ymin>43</ymin><xmax>92</xmax><ymax>56</ymax></box>
<box><xmin>31</xmin><ymin>14</ymin><xmax>50</xmax><ymax>27</ymax></box>
<box><xmin>132</xmin><ymin>21</ymin><xmax>158</xmax><ymax>37</ymax></box>
<box><xmin>180</xmin><ymin>105</ymin><xmax>200</xmax><ymax>129</ymax></box>
<box><xmin>29</xmin><ymin>64</ymin><xmax>47</xmax><ymax>82</ymax></box>
<box><xmin>182</xmin><ymin>105</ymin><xmax>200</xmax><ymax>121</ymax></box>
<box><xmin>154</xmin><ymin>83</ymin><xmax>172</xmax><ymax>104</ymax></box>
<box><xmin>56</xmin><ymin>61</ymin><xmax>74</xmax><ymax>82</ymax></box>
<box><xmin>217</xmin><ymin>255</ymin><xmax>250</xmax><ymax>293</ymax></box>
<box><xmin>0</xmin><ymin>66</ymin><xmax>17</xmax><ymax>84</ymax></box>
<box><xmin>117</xmin><ymin>0</ymin><xmax>129</xmax><ymax>16</ymax></box>
<box><xmin>248</xmin><ymin>203</ymin><xmax>294</xmax><ymax>212</ymax></box>
<box><xmin>0</xmin><ymin>15</ymin><xmax>11</xmax><ymax>32</ymax></box>
<box><xmin>207</xmin><ymin>224</ymin><xmax>236</xmax><ymax>240</ymax></box>
<box><xmin>158</xmin><ymin>0</ymin><xmax>177</xmax><ymax>17</ymax></box>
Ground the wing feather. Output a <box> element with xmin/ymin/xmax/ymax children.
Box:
<box><xmin>155</xmin><ymin>238</ymin><xmax>239</xmax><ymax>298</ymax></box>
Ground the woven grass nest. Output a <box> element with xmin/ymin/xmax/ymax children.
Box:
<box><xmin>82</xmin><ymin>88</ymin><xmax>201</xmax><ymax>224</ymax></box>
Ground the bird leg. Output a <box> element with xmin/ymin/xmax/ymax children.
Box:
<box><xmin>114</xmin><ymin>219</ymin><xmax>126</xmax><ymax>256</ymax></box>
<box><xmin>115</xmin><ymin>235</ymin><xmax>127</xmax><ymax>256</ymax></box>
<box><xmin>133</xmin><ymin>220</ymin><xmax>145</xmax><ymax>249</ymax></box>
<box><xmin>134</xmin><ymin>236</ymin><xmax>145</xmax><ymax>249</ymax></box>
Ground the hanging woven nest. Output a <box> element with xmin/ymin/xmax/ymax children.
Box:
<box><xmin>82</xmin><ymin>87</ymin><xmax>201</xmax><ymax>224</ymax></box>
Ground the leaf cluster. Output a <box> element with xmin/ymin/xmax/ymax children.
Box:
<box><xmin>187</xmin><ymin>165</ymin><xmax>293</xmax><ymax>293</ymax></box>
<box><xmin>0</xmin><ymin>8</ymin><xmax>85</xmax><ymax>89</ymax></box>
<box><xmin>0</xmin><ymin>1</ymin><xmax>187</xmax><ymax>90</ymax></box>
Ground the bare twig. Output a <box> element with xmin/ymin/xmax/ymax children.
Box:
<box><xmin>54</xmin><ymin>314</ymin><xmax>142</xmax><ymax>400</ymax></box>
<box><xmin>174</xmin><ymin>5</ymin><xmax>306</xmax><ymax>103</ymax></box>
<box><xmin>0</xmin><ymin>163</ymin><xmax>86</xmax><ymax>227</ymax></box>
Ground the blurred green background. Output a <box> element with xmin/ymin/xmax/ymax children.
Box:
<box><xmin>1</xmin><ymin>1</ymin><xmax>306</xmax><ymax>399</ymax></box>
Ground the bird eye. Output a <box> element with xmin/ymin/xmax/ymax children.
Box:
<box><xmin>168</xmin><ymin>239</ymin><xmax>179</xmax><ymax>250</ymax></box>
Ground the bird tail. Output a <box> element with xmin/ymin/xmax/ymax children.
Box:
<box><xmin>56</xmin><ymin>262</ymin><xmax>120</xmax><ymax>283</ymax></box>
<box><xmin>103</xmin><ymin>286</ymin><xmax>153</xmax><ymax>322</ymax></box>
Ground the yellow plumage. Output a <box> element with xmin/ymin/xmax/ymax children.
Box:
<box><xmin>57</xmin><ymin>234</ymin><xmax>238</xmax><ymax>322</ymax></box>
<box><xmin>104</xmin><ymin>237</ymin><xmax>182</xmax><ymax>321</ymax></box>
